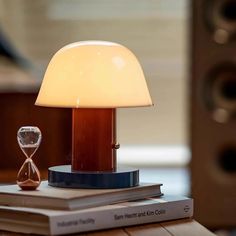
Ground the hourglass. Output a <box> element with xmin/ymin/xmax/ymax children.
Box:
<box><xmin>17</xmin><ymin>126</ymin><xmax>42</xmax><ymax>190</ymax></box>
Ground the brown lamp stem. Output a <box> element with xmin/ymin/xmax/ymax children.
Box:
<box><xmin>72</xmin><ymin>108</ymin><xmax>117</xmax><ymax>172</ymax></box>
<box><xmin>49</xmin><ymin>108</ymin><xmax>138</xmax><ymax>188</ymax></box>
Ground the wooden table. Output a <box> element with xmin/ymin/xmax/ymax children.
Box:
<box><xmin>0</xmin><ymin>219</ymin><xmax>216</xmax><ymax>236</ymax></box>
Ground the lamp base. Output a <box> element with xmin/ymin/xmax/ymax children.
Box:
<box><xmin>48</xmin><ymin>165</ymin><xmax>139</xmax><ymax>189</ymax></box>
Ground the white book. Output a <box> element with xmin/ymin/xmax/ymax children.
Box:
<box><xmin>0</xmin><ymin>195</ymin><xmax>193</xmax><ymax>235</ymax></box>
<box><xmin>0</xmin><ymin>181</ymin><xmax>162</xmax><ymax>210</ymax></box>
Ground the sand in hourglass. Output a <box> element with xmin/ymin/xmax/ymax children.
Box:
<box><xmin>17</xmin><ymin>145</ymin><xmax>41</xmax><ymax>190</ymax></box>
<box><xmin>18</xmin><ymin>179</ymin><xmax>40</xmax><ymax>191</ymax></box>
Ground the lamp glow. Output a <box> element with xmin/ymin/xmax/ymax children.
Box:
<box><xmin>36</xmin><ymin>41</ymin><xmax>152</xmax><ymax>108</ymax></box>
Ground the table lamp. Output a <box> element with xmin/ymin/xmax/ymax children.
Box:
<box><xmin>35</xmin><ymin>41</ymin><xmax>153</xmax><ymax>189</ymax></box>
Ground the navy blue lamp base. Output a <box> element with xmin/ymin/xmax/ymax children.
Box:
<box><xmin>48</xmin><ymin>165</ymin><xmax>139</xmax><ymax>189</ymax></box>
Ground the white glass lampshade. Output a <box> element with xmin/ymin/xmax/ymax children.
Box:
<box><xmin>35</xmin><ymin>41</ymin><xmax>153</xmax><ymax>108</ymax></box>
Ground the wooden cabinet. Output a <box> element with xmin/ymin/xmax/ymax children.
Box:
<box><xmin>0</xmin><ymin>93</ymin><xmax>71</xmax><ymax>182</ymax></box>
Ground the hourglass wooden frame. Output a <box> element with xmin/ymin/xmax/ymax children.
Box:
<box><xmin>35</xmin><ymin>41</ymin><xmax>153</xmax><ymax>189</ymax></box>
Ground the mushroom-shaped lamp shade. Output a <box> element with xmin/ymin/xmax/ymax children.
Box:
<box><xmin>35</xmin><ymin>41</ymin><xmax>153</xmax><ymax>189</ymax></box>
<box><xmin>35</xmin><ymin>41</ymin><xmax>152</xmax><ymax>108</ymax></box>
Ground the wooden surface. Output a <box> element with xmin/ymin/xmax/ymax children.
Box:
<box><xmin>0</xmin><ymin>219</ymin><xmax>216</xmax><ymax>236</ymax></box>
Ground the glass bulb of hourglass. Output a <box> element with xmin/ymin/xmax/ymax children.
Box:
<box><xmin>17</xmin><ymin>126</ymin><xmax>42</xmax><ymax>190</ymax></box>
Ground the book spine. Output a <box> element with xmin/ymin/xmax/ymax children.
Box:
<box><xmin>50</xmin><ymin>199</ymin><xmax>193</xmax><ymax>235</ymax></box>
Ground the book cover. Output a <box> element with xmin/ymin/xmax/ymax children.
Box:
<box><xmin>0</xmin><ymin>195</ymin><xmax>193</xmax><ymax>235</ymax></box>
<box><xmin>0</xmin><ymin>181</ymin><xmax>162</xmax><ymax>210</ymax></box>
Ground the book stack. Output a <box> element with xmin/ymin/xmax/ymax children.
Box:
<box><xmin>0</xmin><ymin>181</ymin><xmax>193</xmax><ymax>235</ymax></box>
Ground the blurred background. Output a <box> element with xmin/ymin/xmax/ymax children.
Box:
<box><xmin>0</xmin><ymin>0</ymin><xmax>235</xmax><ymax>234</ymax></box>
